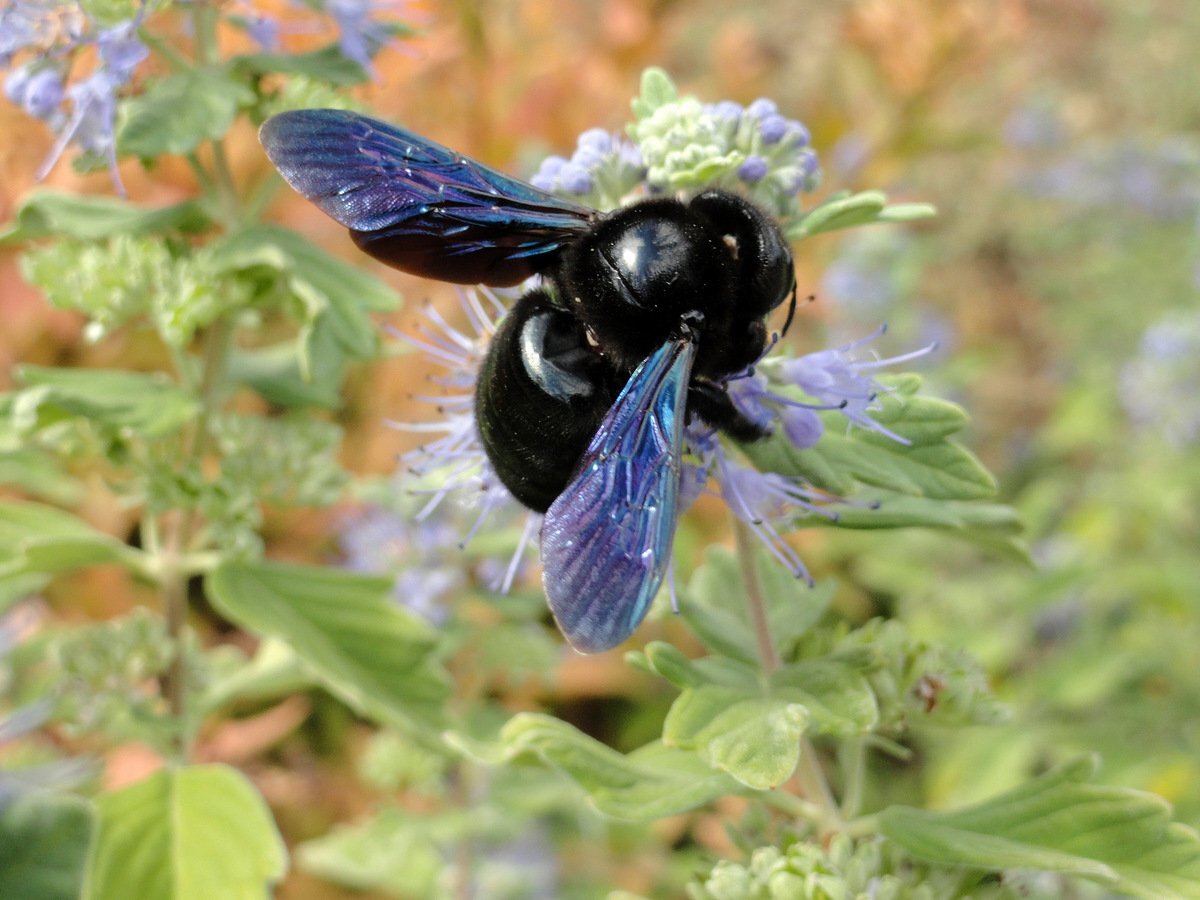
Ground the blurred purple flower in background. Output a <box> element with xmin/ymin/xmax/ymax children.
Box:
<box><xmin>1</xmin><ymin>4</ymin><xmax>149</xmax><ymax>193</ymax></box>
<box><xmin>0</xmin><ymin>605</ymin><xmax>91</xmax><ymax>799</ymax></box>
<box><xmin>339</xmin><ymin>507</ymin><xmax>463</xmax><ymax>624</ymax></box>
<box><xmin>1120</xmin><ymin>310</ymin><xmax>1200</xmax><ymax>447</ymax></box>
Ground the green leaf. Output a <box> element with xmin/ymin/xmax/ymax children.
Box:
<box><xmin>786</xmin><ymin>191</ymin><xmax>936</xmax><ymax>239</ymax></box>
<box><xmin>637</xmin><ymin>642</ymin><xmax>745</xmax><ymax>690</ymax></box>
<box><xmin>877</xmin><ymin>202</ymin><xmax>938</xmax><ymax>223</ymax></box>
<box><xmin>880</xmin><ymin>757</ymin><xmax>1200</xmax><ymax>898</ymax></box>
<box><xmin>802</xmin><ymin>491</ymin><xmax>1031</xmax><ymax>563</ymax></box>
<box><xmin>231</xmin><ymin>45</ymin><xmax>371</xmax><ymax>86</ymax></box>
<box><xmin>15</xmin><ymin>366</ymin><xmax>199</xmax><ymax>438</ymax></box>
<box><xmin>770</xmin><ymin>659</ymin><xmax>879</xmax><ymax>737</ymax></box>
<box><xmin>200</xmin><ymin>637</ymin><xmax>317</xmax><ymax>713</ymax></box>
<box><xmin>211</xmin><ymin>225</ymin><xmax>400</xmax><ymax>366</ymax></box>
<box><xmin>0</xmin><ymin>792</ymin><xmax>95</xmax><ymax>900</ymax></box>
<box><xmin>0</xmin><ymin>449</ymin><xmax>82</xmax><ymax>505</ymax></box>
<box><xmin>206</xmin><ymin>560</ymin><xmax>450</xmax><ymax>733</ymax></box>
<box><xmin>0</xmin><ymin>501</ymin><xmax>137</xmax><ymax>587</ymax></box>
<box><xmin>86</xmin><ymin>764</ymin><xmax>286</xmax><ymax>900</ymax></box>
<box><xmin>663</xmin><ymin>684</ymin><xmax>809</xmax><ymax>790</ymax></box>
<box><xmin>120</xmin><ymin>68</ymin><xmax>255</xmax><ymax>159</ymax></box>
<box><xmin>631</xmin><ymin>66</ymin><xmax>678</xmax><ymax>119</ymax></box>
<box><xmin>0</xmin><ymin>192</ymin><xmax>209</xmax><ymax>242</ymax></box>
<box><xmin>227</xmin><ymin>341</ymin><xmax>344</xmax><ymax>409</ymax></box>
<box><xmin>296</xmin><ymin>807</ymin><xmax>442</xmax><ymax>896</ymax></box>
<box><xmin>682</xmin><ymin>547</ymin><xmax>833</xmax><ymax>663</ymax></box>
<box><xmin>456</xmin><ymin>713</ymin><xmax>743</xmax><ymax>821</ymax></box>
<box><xmin>743</xmin><ymin>377</ymin><xmax>996</xmax><ymax>501</ymax></box>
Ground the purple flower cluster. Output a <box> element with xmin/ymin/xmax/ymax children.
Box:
<box><xmin>398</xmin><ymin>288</ymin><xmax>931</xmax><ymax>600</ymax></box>
<box><xmin>530</xmin><ymin>128</ymin><xmax>645</xmax><ymax>207</ymax></box>
<box><xmin>630</xmin><ymin>92</ymin><xmax>820</xmax><ymax>215</ymax></box>
<box><xmin>1</xmin><ymin>3</ymin><xmax>148</xmax><ymax>192</ymax></box>
<box><xmin>678</xmin><ymin>329</ymin><xmax>933</xmax><ymax>578</ymax></box>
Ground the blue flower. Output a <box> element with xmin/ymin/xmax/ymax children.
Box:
<box><xmin>4</xmin><ymin>63</ymin><xmax>64</xmax><ymax>121</ymax></box>
<box><xmin>324</xmin><ymin>0</ymin><xmax>410</xmax><ymax>75</ymax></box>
<box><xmin>531</xmin><ymin>129</ymin><xmax>645</xmax><ymax>208</ymax></box>
<box><xmin>1120</xmin><ymin>310</ymin><xmax>1200</xmax><ymax>446</ymax></box>
<box><xmin>4</xmin><ymin>7</ymin><xmax>149</xmax><ymax>193</ymax></box>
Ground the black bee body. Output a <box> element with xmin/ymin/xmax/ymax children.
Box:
<box><xmin>260</xmin><ymin>107</ymin><xmax>799</xmax><ymax>651</ymax></box>
<box><xmin>476</xmin><ymin>188</ymin><xmax>795</xmax><ymax>512</ymax></box>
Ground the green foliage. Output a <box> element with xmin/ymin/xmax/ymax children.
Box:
<box><xmin>688</xmin><ymin>836</ymin><xmax>952</xmax><ymax>900</ymax></box>
<box><xmin>881</xmin><ymin>757</ymin><xmax>1200</xmax><ymax>898</ymax></box>
<box><xmin>85</xmin><ymin>764</ymin><xmax>286</xmax><ymax>900</ymax></box>
<box><xmin>206</xmin><ymin>560</ymin><xmax>451</xmax><ymax>734</ymax></box>
<box><xmin>120</xmin><ymin>69</ymin><xmax>256</xmax><ymax>160</ymax></box>
<box><xmin>0</xmin><ymin>792</ymin><xmax>95</xmax><ymax>900</ymax></box>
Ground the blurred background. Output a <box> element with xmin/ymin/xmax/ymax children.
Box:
<box><xmin>3</xmin><ymin>0</ymin><xmax>1199</xmax><ymax>896</ymax></box>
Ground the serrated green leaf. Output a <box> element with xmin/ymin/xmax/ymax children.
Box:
<box><xmin>212</xmin><ymin>225</ymin><xmax>399</xmax><ymax>365</ymax></box>
<box><xmin>771</xmin><ymin>659</ymin><xmax>879</xmax><ymax>736</ymax></box>
<box><xmin>296</xmin><ymin>807</ymin><xmax>442</xmax><ymax>896</ymax></box>
<box><xmin>120</xmin><ymin>68</ymin><xmax>255</xmax><ymax>158</ymax></box>
<box><xmin>0</xmin><ymin>192</ymin><xmax>209</xmax><ymax>242</ymax></box>
<box><xmin>482</xmin><ymin>713</ymin><xmax>743</xmax><ymax>820</ymax></box>
<box><xmin>663</xmin><ymin>685</ymin><xmax>809</xmax><ymax>790</ymax></box>
<box><xmin>881</xmin><ymin>757</ymin><xmax>1200</xmax><ymax>898</ymax></box>
<box><xmin>85</xmin><ymin>764</ymin><xmax>286</xmax><ymax>900</ymax></box>
<box><xmin>206</xmin><ymin>561</ymin><xmax>450</xmax><ymax>733</ymax></box>
<box><xmin>762</xmin><ymin>421</ymin><xmax>994</xmax><ymax>500</ymax></box>
<box><xmin>0</xmin><ymin>791</ymin><xmax>95</xmax><ymax>900</ymax></box>
<box><xmin>230</xmin><ymin>45</ymin><xmax>371</xmax><ymax>85</ymax></box>
<box><xmin>15</xmin><ymin>366</ymin><xmax>199</xmax><ymax>439</ymax></box>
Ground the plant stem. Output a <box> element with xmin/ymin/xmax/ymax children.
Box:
<box><xmin>732</xmin><ymin>514</ymin><xmax>842</xmax><ymax>833</ymax></box>
<box><xmin>161</xmin><ymin>511</ymin><xmax>189</xmax><ymax>758</ymax></box>
<box><xmin>731</xmin><ymin>516</ymin><xmax>779</xmax><ymax>675</ymax></box>
<box><xmin>839</xmin><ymin>736</ymin><xmax>866</xmax><ymax>820</ymax></box>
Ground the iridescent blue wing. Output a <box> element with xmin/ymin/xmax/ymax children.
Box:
<box><xmin>259</xmin><ymin>109</ymin><xmax>596</xmax><ymax>286</ymax></box>
<box><xmin>540</xmin><ymin>335</ymin><xmax>697</xmax><ymax>653</ymax></box>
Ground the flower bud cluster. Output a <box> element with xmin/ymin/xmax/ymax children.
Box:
<box><xmin>530</xmin><ymin>128</ymin><xmax>646</xmax><ymax>210</ymax></box>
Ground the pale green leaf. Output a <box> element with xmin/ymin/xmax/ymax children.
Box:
<box><xmin>663</xmin><ymin>685</ymin><xmax>809</xmax><ymax>790</ymax></box>
<box><xmin>881</xmin><ymin>757</ymin><xmax>1200</xmax><ymax>898</ymax></box>
<box><xmin>120</xmin><ymin>68</ymin><xmax>255</xmax><ymax>158</ymax></box>
<box><xmin>200</xmin><ymin>637</ymin><xmax>317</xmax><ymax>713</ymax></box>
<box><xmin>471</xmin><ymin>713</ymin><xmax>743</xmax><ymax>820</ymax></box>
<box><xmin>86</xmin><ymin>765</ymin><xmax>286</xmax><ymax>900</ymax></box>
<box><xmin>771</xmin><ymin>659</ymin><xmax>879</xmax><ymax>736</ymax></box>
<box><xmin>0</xmin><ymin>501</ymin><xmax>138</xmax><ymax>586</ymax></box>
<box><xmin>0</xmin><ymin>192</ymin><xmax>209</xmax><ymax>242</ymax></box>
<box><xmin>15</xmin><ymin>366</ymin><xmax>199</xmax><ymax>438</ymax></box>
<box><xmin>297</xmin><ymin>807</ymin><xmax>442</xmax><ymax>897</ymax></box>
<box><xmin>206</xmin><ymin>561</ymin><xmax>450</xmax><ymax>733</ymax></box>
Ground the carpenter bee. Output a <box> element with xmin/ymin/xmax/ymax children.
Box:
<box><xmin>260</xmin><ymin>109</ymin><xmax>795</xmax><ymax>652</ymax></box>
